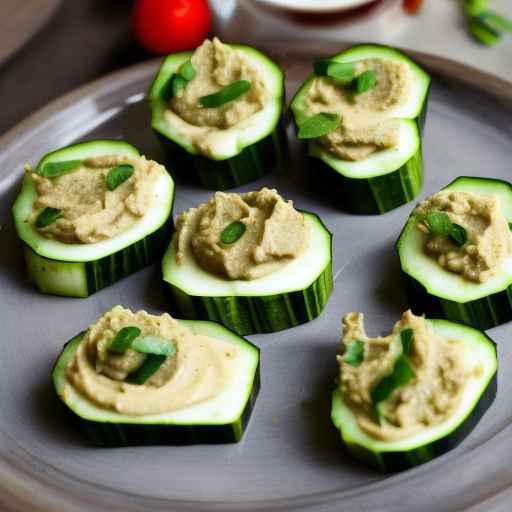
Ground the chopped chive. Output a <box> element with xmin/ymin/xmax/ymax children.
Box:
<box><xmin>400</xmin><ymin>329</ymin><xmax>414</xmax><ymax>355</ymax></box>
<box><xmin>106</xmin><ymin>164</ymin><xmax>134</xmax><ymax>191</ymax></box>
<box><xmin>108</xmin><ymin>326</ymin><xmax>141</xmax><ymax>353</ymax></box>
<box><xmin>35</xmin><ymin>207</ymin><xmax>62</xmax><ymax>228</ymax></box>
<box><xmin>127</xmin><ymin>354</ymin><xmax>167</xmax><ymax>385</ymax></box>
<box><xmin>313</xmin><ymin>59</ymin><xmax>355</xmax><ymax>83</ymax></box>
<box><xmin>38</xmin><ymin>160</ymin><xmax>82</xmax><ymax>178</ymax></box>
<box><xmin>172</xmin><ymin>74</ymin><xmax>188</xmax><ymax>98</ymax></box>
<box><xmin>343</xmin><ymin>340</ymin><xmax>365</xmax><ymax>367</ymax></box>
<box><xmin>179</xmin><ymin>60</ymin><xmax>196</xmax><ymax>81</ymax></box>
<box><xmin>355</xmin><ymin>70</ymin><xmax>377</xmax><ymax>95</ymax></box>
<box><xmin>450</xmin><ymin>223</ymin><xmax>468</xmax><ymax>247</ymax></box>
<box><xmin>132</xmin><ymin>336</ymin><xmax>176</xmax><ymax>356</ymax></box>
<box><xmin>220</xmin><ymin>221</ymin><xmax>246</xmax><ymax>245</ymax></box>
<box><xmin>298</xmin><ymin>112</ymin><xmax>340</xmax><ymax>139</ymax></box>
<box><xmin>199</xmin><ymin>80</ymin><xmax>251</xmax><ymax>108</ymax></box>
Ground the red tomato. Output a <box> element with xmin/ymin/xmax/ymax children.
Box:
<box><xmin>402</xmin><ymin>0</ymin><xmax>424</xmax><ymax>14</ymax></box>
<box><xmin>132</xmin><ymin>0</ymin><xmax>212</xmax><ymax>55</ymax></box>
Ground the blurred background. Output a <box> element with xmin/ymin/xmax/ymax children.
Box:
<box><xmin>0</xmin><ymin>0</ymin><xmax>510</xmax><ymax>135</ymax></box>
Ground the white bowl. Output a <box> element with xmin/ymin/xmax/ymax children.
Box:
<box><xmin>253</xmin><ymin>0</ymin><xmax>378</xmax><ymax>13</ymax></box>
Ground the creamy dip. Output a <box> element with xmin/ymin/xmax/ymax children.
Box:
<box><xmin>305</xmin><ymin>58</ymin><xmax>411</xmax><ymax>161</ymax></box>
<box><xmin>175</xmin><ymin>188</ymin><xmax>308</xmax><ymax>280</ymax></box>
<box><xmin>31</xmin><ymin>155</ymin><xmax>165</xmax><ymax>244</ymax></box>
<box><xmin>64</xmin><ymin>306</ymin><xmax>238</xmax><ymax>416</ymax></box>
<box><xmin>415</xmin><ymin>190</ymin><xmax>512</xmax><ymax>283</ymax></box>
<box><xmin>337</xmin><ymin>310</ymin><xmax>478</xmax><ymax>442</ymax></box>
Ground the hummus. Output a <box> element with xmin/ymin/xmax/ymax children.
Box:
<box><xmin>175</xmin><ymin>188</ymin><xmax>308</xmax><ymax>280</ymax></box>
<box><xmin>64</xmin><ymin>306</ymin><xmax>238</xmax><ymax>416</ymax></box>
<box><xmin>305</xmin><ymin>59</ymin><xmax>411</xmax><ymax>161</ymax></box>
<box><xmin>337</xmin><ymin>310</ymin><xmax>478</xmax><ymax>442</ymax></box>
<box><xmin>30</xmin><ymin>155</ymin><xmax>164</xmax><ymax>244</ymax></box>
<box><xmin>415</xmin><ymin>191</ymin><xmax>512</xmax><ymax>283</ymax></box>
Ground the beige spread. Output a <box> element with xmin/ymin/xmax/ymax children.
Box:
<box><xmin>415</xmin><ymin>190</ymin><xmax>512</xmax><ymax>283</ymax></box>
<box><xmin>31</xmin><ymin>155</ymin><xmax>164</xmax><ymax>244</ymax></box>
<box><xmin>305</xmin><ymin>58</ymin><xmax>411</xmax><ymax>161</ymax></box>
<box><xmin>64</xmin><ymin>306</ymin><xmax>238</xmax><ymax>416</ymax></box>
<box><xmin>337</xmin><ymin>310</ymin><xmax>477</xmax><ymax>442</ymax></box>
<box><xmin>175</xmin><ymin>188</ymin><xmax>308</xmax><ymax>280</ymax></box>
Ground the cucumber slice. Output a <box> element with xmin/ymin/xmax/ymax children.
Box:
<box><xmin>332</xmin><ymin>319</ymin><xmax>497</xmax><ymax>471</ymax></box>
<box><xmin>12</xmin><ymin>140</ymin><xmax>175</xmax><ymax>297</ymax></box>
<box><xmin>162</xmin><ymin>212</ymin><xmax>333</xmax><ymax>335</ymax></box>
<box><xmin>291</xmin><ymin>44</ymin><xmax>431</xmax><ymax>214</ymax></box>
<box><xmin>149</xmin><ymin>45</ymin><xmax>286</xmax><ymax>190</ymax></box>
<box><xmin>52</xmin><ymin>320</ymin><xmax>260</xmax><ymax>446</ymax></box>
<box><xmin>398</xmin><ymin>176</ymin><xmax>512</xmax><ymax>330</ymax></box>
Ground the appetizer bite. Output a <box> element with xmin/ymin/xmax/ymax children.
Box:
<box><xmin>149</xmin><ymin>37</ymin><xmax>286</xmax><ymax>190</ymax></box>
<box><xmin>291</xmin><ymin>44</ymin><xmax>431</xmax><ymax>214</ymax></box>
<box><xmin>162</xmin><ymin>188</ymin><xmax>333</xmax><ymax>335</ymax></box>
<box><xmin>52</xmin><ymin>306</ymin><xmax>260</xmax><ymax>446</ymax></box>
<box><xmin>332</xmin><ymin>310</ymin><xmax>497</xmax><ymax>471</ymax></box>
<box><xmin>12</xmin><ymin>140</ymin><xmax>175</xmax><ymax>297</ymax></box>
<box><xmin>398</xmin><ymin>176</ymin><xmax>512</xmax><ymax>330</ymax></box>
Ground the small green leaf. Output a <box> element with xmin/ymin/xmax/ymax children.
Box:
<box><xmin>179</xmin><ymin>60</ymin><xmax>196</xmax><ymax>81</ymax></box>
<box><xmin>450</xmin><ymin>223</ymin><xmax>468</xmax><ymax>247</ymax></box>
<box><xmin>108</xmin><ymin>326</ymin><xmax>141</xmax><ymax>353</ymax></box>
<box><xmin>343</xmin><ymin>340</ymin><xmax>365</xmax><ymax>367</ymax></box>
<box><xmin>313</xmin><ymin>59</ymin><xmax>355</xmax><ymax>83</ymax></box>
<box><xmin>161</xmin><ymin>75</ymin><xmax>175</xmax><ymax>102</ymax></box>
<box><xmin>479</xmin><ymin>10</ymin><xmax>512</xmax><ymax>33</ymax></box>
<box><xmin>35</xmin><ymin>207</ymin><xmax>62</xmax><ymax>228</ymax></box>
<box><xmin>132</xmin><ymin>336</ymin><xmax>176</xmax><ymax>356</ymax></box>
<box><xmin>106</xmin><ymin>164</ymin><xmax>134</xmax><ymax>191</ymax></box>
<box><xmin>220</xmin><ymin>221</ymin><xmax>246</xmax><ymax>245</ymax></box>
<box><xmin>127</xmin><ymin>354</ymin><xmax>167</xmax><ymax>385</ymax></box>
<box><xmin>508</xmin><ymin>222</ymin><xmax>512</xmax><ymax>231</ymax></box>
<box><xmin>172</xmin><ymin>74</ymin><xmax>188</xmax><ymax>98</ymax></box>
<box><xmin>38</xmin><ymin>160</ymin><xmax>82</xmax><ymax>178</ymax></box>
<box><xmin>199</xmin><ymin>80</ymin><xmax>251</xmax><ymax>108</ymax></box>
<box><xmin>297</xmin><ymin>112</ymin><xmax>341</xmax><ymax>139</ymax></box>
<box><xmin>464</xmin><ymin>0</ymin><xmax>488</xmax><ymax>17</ymax></box>
<box><xmin>400</xmin><ymin>329</ymin><xmax>414</xmax><ymax>355</ymax></box>
<box><xmin>424</xmin><ymin>211</ymin><xmax>453</xmax><ymax>236</ymax></box>
<box><xmin>355</xmin><ymin>70</ymin><xmax>377</xmax><ymax>95</ymax></box>
<box><xmin>469</xmin><ymin>16</ymin><xmax>501</xmax><ymax>46</ymax></box>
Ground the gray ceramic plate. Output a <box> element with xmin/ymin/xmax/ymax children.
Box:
<box><xmin>1</xmin><ymin>42</ymin><xmax>512</xmax><ymax>512</ymax></box>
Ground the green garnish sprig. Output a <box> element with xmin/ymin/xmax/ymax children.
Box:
<box><xmin>161</xmin><ymin>60</ymin><xmax>197</xmax><ymax>102</ymax></box>
<box><xmin>38</xmin><ymin>160</ymin><xmax>82</xmax><ymax>178</ymax></box>
<box><xmin>463</xmin><ymin>0</ymin><xmax>512</xmax><ymax>46</ymax></box>
<box><xmin>220</xmin><ymin>221</ymin><xmax>246</xmax><ymax>244</ymax></box>
<box><xmin>35</xmin><ymin>207</ymin><xmax>62</xmax><ymax>228</ymax></box>
<box><xmin>106</xmin><ymin>164</ymin><xmax>134</xmax><ymax>191</ymax></box>
<box><xmin>199</xmin><ymin>80</ymin><xmax>252</xmax><ymax>108</ymax></box>
<box><xmin>297</xmin><ymin>112</ymin><xmax>341</xmax><ymax>139</ymax></box>
<box><xmin>419</xmin><ymin>211</ymin><xmax>468</xmax><ymax>247</ymax></box>
<box><xmin>342</xmin><ymin>340</ymin><xmax>365</xmax><ymax>367</ymax></box>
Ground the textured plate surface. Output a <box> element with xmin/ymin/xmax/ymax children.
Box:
<box><xmin>1</xmin><ymin>42</ymin><xmax>512</xmax><ymax>512</ymax></box>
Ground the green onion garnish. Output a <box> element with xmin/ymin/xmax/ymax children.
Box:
<box><xmin>342</xmin><ymin>340</ymin><xmax>365</xmax><ymax>367</ymax></box>
<box><xmin>220</xmin><ymin>221</ymin><xmax>246</xmax><ymax>245</ymax></box>
<box><xmin>199</xmin><ymin>80</ymin><xmax>252</xmax><ymax>108</ymax></box>
<box><xmin>179</xmin><ymin>60</ymin><xmax>196</xmax><ymax>81</ymax></box>
<box><xmin>132</xmin><ymin>336</ymin><xmax>176</xmax><ymax>356</ymax></box>
<box><xmin>127</xmin><ymin>354</ymin><xmax>167</xmax><ymax>385</ymax></box>
<box><xmin>38</xmin><ymin>160</ymin><xmax>82</xmax><ymax>178</ymax></box>
<box><xmin>313</xmin><ymin>59</ymin><xmax>355</xmax><ymax>83</ymax></box>
<box><xmin>108</xmin><ymin>326</ymin><xmax>141</xmax><ymax>353</ymax></box>
<box><xmin>297</xmin><ymin>112</ymin><xmax>341</xmax><ymax>139</ymax></box>
<box><xmin>35</xmin><ymin>207</ymin><xmax>62</xmax><ymax>228</ymax></box>
<box><xmin>106</xmin><ymin>164</ymin><xmax>134</xmax><ymax>191</ymax></box>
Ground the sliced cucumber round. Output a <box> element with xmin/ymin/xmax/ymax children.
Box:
<box><xmin>398</xmin><ymin>176</ymin><xmax>512</xmax><ymax>330</ymax></box>
<box><xmin>149</xmin><ymin>44</ymin><xmax>286</xmax><ymax>190</ymax></box>
<box><xmin>12</xmin><ymin>140</ymin><xmax>175</xmax><ymax>298</ymax></box>
<box><xmin>291</xmin><ymin>44</ymin><xmax>431</xmax><ymax>215</ymax></box>
<box><xmin>332</xmin><ymin>319</ymin><xmax>497</xmax><ymax>471</ymax></box>
<box><xmin>162</xmin><ymin>212</ymin><xmax>333</xmax><ymax>335</ymax></box>
<box><xmin>52</xmin><ymin>320</ymin><xmax>260</xmax><ymax>446</ymax></box>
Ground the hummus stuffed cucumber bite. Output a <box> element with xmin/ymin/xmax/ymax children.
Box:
<box><xmin>162</xmin><ymin>188</ymin><xmax>333</xmax><ymax>336</ymax></box>
<box><xmin>52</xmin><ymin>306</ymin><xmax>260</xmax><ymax>446</ymax></box>
<box><xmin>332</xmin><ymin>310</ymin><xmax>497</xmax><ymax>472</ymax></box>
<box><xmin>398</xmin><ymin>176</ymin><xmax>512</xmax><ymax>330</ymax></box>
<box><xmin>291</xmin><ymin>44</ymin><xmax>431</xmax><ymax>215</ymax></box>
<box><xmin>149</xmin><ymin>37</ymin><xmax>286</xmax><ymax>190</ymax></box>
<box><xmin>12</xmin><ymin>140</ymin><xmax>175</xmax><ymax>297</ymax></box>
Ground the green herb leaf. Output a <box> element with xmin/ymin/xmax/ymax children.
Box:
<box><xmin>297</xmin><ymin>112</ymin><xmax>341</xmax><ymax>139</ymax></box>
<box><xmin>450</xmin><ymin>223</ymin><xmax>468</xmax><ymax>247</ymax></box>
<box><xmin>127</xmin><ymin>354</ymin><xmax>167</xmax><ymax>385</ymax></box>
<box><xmin>464</xmin><ymin>0</ymin><xmax>488</xmax><ymax>17</ymax></box>
<box><xmin>172</xmin><ymin>74</ymin><xmax>188</xmax><ymax>98</ymax></box>
<box><xmin>343</xmin><ymin>340</ymin><xmax>365</xmax><ymax>367</ymax></box>
<box><xmin>508</xmin><ymin>222</ymin><xmax>512</xmax><ymax>231</ymax></box>
<box><xmin>108</xmin><ymin>326</ymin><xmax>141</xmax><ymax>354</ymax></box>
<box><xmin>220</xmin><ymin>221</ymin><xmax>246</xmax><ymax>245</ymax></box>
<box><xmin>106</xmin><ymin>164</ymin><xmax>134</xmax><ymax>191</ymax></box>
<box><xmin>313</xmin><ymin>59</ymin><xmax>355</xmax><ymax>83</ymax></box>
<box><xmin>479</xmin><ymin>10</ymin><xmax>512</xmax><ymax>33</ymax></box>
<box><xmin>35</xmin><ymin>207</ymin><xmax>62</xmax><ymax>228</ymax></box>
<box><xmin>132</xmin><ymin>336</ymin><xmax>176</xmax><ymax>356</ymax></box>
<box><xmin>179</xmin><ymin>60</ymin><xmax>196</xmax><ymax>81</ymax></box>
<box><xmin>469</xmin><ymin>16</ymin><xmax>501</xmax><ymax>46</ymax></box>
<box><xmin>424</xmin><ymin>211</ymin><xmax>453</xmax><ymax>236</ymax></box>
<box><xmin>355</xmin><ymin>70</ymin><xmax>377</xmax><ymax>95</ymax></box>
<box><xmin>38</xmin><ymin>160</ymin><xmax>82</xmax><ymax>178</ymax></box>
<box><xmin>199</xmin><ymin>80</ymin><xmax>251</xmax><ymax>108</ymax></box>
<box><xmin>400</xmin><ymin>329</ymin><xmax>414</xmax><ymax>355</ymax></box>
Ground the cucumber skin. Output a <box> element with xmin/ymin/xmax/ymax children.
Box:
<box><xmin>154</xmin><ymin>120</ymin><xmax>288</xmax><ymax>190</ymax></box>
<box><xmin>25</xmin><ymin>217</ymin><xmax>174</xmax><ymax>298</ymax></box>
<box><xmin>333</xmin><ymin>371</ymin><xmax>497</xmax><ymax>472</ymax></box>
<box><xmin>167</xmin><ymin>261</ymin><xmax>333</xmax><ymax>336</ymax></box>
<box><xmin>402</xmin><ymin>271</ymin><xmax>512</xmax><ymax>331</ymax></box>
